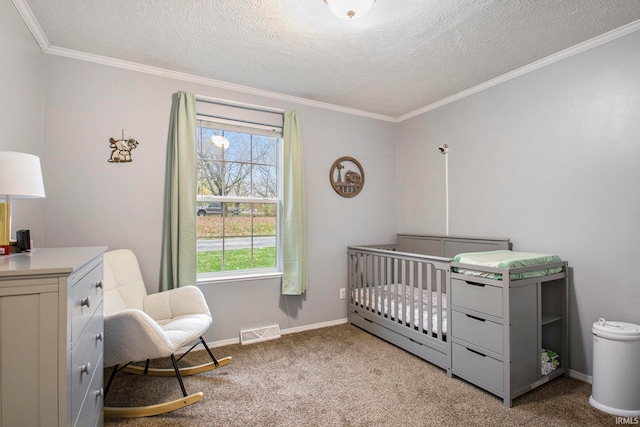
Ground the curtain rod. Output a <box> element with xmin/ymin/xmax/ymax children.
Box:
<box><xmin>195</xmin><ymin>95</ymin><xmax>285</xmax><ymax>115</ymax></box>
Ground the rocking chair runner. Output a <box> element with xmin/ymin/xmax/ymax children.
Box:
<box><xmin>102</xmin><ymin>249</ymin><xmax>231</xmax><ymax>418</ymax></box>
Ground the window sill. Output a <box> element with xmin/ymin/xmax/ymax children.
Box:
<box><xmin>197</xmin><ymin>270</ymin><xmax>282</xmax><ymax>285</ymax></box>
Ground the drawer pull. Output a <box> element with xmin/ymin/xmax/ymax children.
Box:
<box><xmin>96</xmin><ymin>332</ymin><xmax>104</xmax><ymax>342</ymax></box>
<box><xmin>95</xmin><ymin>388</ymin><xmax>104</xmax><ymax>399</ymax></box>
<box><xmin>466</xmin><ymin>348</ymin><xmax>487</xmax><ymax>358</ymax></box>
<box><xmin>465</xmin><ymin>314</ymin><xmax>486</xmax><ymax>322</ymax></box>
<box><xmin>81</xmin><ymin>296</ymin><xmax>91</xmax><ymax>308</ymax></box>
<box><xmin>96</xmin><ymin>280</ymin><xmax>104</xmax><ymax>290</ymax></box>
<box><xmin>465</xmin><ymin>281</ymin><xmax>485</xmax><ymax>287</ymax></box>
<box><xmin>80</xmin><ymin>362</ymin><xmax>91</xmax><ymax>376</ymax></box>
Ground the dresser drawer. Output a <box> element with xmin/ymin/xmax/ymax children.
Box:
<box><xmin>70</xmin><ymin>262</ymin><xmax>104</xmax><ymax>344</ymax></box>
<box><xmin>452</xmin><ymin>342</ymin><xmax>503</xmax><ymax>392</ymax></box>
<box><xmin>71</xmin><ymin>303</ymin><xmax>104</xmax><ymax>422</ymax></box>
<box><xmin>451</xmin><ymin>310</ymin><xmax>503</xmax><ymax>354</ymax></box>
<box><xmin>451</xmin><ymin>278</ymin><xmax>503</xmax><ymax>318</ymax></box>
<box><xmin>74</xmin><ymin>353</ymin><xmax>104</xmax><ymax>427</ymax></box>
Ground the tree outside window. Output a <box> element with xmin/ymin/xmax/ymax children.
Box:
<box><xmin>196</xmin><ymin>120</ymin><xmax>281</xmax><ymax>276</ymax></box>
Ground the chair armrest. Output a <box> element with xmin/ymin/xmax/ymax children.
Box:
<box><xmin>103</xmin><ymin>309</ymin><xmax>175</xmax><ymax>367</ymax></box>
<box><xmin>143</xmin><ymin>285</ymin><xmax>211</xmax><ymax>323</ymax></box>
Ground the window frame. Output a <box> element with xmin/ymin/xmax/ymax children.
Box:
<box><xmin>195</xmin><ymin>115</ymin><xmax>283</xmax><ymax>283</ymax></box>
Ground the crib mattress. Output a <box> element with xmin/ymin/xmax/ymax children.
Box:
<box><xmin>353</xmin><ymin>283</ymin><xmax>447</xmax><ymax>335</ymax></box>
<box><xmin>453</xmin><ymin>250</ymin><xmax>562</xmax><ymax>280</ymax></box>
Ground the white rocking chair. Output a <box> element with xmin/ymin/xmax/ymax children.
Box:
<box><xmin>102</xmin><ymin>249</ymin><xmax>231</xmax><ymax>418</ymax></box>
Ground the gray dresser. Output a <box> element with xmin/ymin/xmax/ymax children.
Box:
<box><xmin>0</xmin><ymin>247</ymin><xmax>107</xmax><ymax>427</ymax></box>
<box><xmin>450</xmin><ymin>268</ymin><xmax>568</xmax><ymax>407</ymax></box>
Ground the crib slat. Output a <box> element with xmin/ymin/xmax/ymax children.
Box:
<box><xmin>381</xmin><ymin>255</ymin><xmax>385</xmax><ymax>314</ymax></box>
<box><xmin>358</xmin><ymin>252</ymin><xmax>365</xmax><ymax>308</ymax></box>
<box><xmin>408</xmin><ymin>260</ymin><xmax>413</xmax><ymax>329</ymax></box>
<box><xmin>361</xmin><ymin>253</ymin><xmax>365</xmax><ymax>309</ymax></box>
<box><xmin>373</xmin><ymin>254</ymin><xmax>378</xmax><ymax>314</ymax></box>
<box><xmin>351</xmin><ymin>252</ymin><xmax>356</xmax><ymax>305</ymax></box>
<box><xmin>426</xmin><ymin>262</ymin><xmax>433</xmax><ymax>337</ymax></box>
<box><xmin>377</xmin><ymin>254</ymin><xmax>383</xmax><ymax>315</ymax></box>
<box><xmin>417</xmin><ymin>261</ymin><xmax>424</xmax><ymax>334</ymax></box>
<box><xmin>436</xmin><ymin>268</ymin><xmax>443</xmax><ymax>341</ymax></box>
<box><xmin>399</xmin><ymin>259</ymin><xmax>406</xmax><ymax>325</ymax></box>
<box><xmin>393</xmin><ymin>257</ymin><xmax>398</xmax><ymax>322</ymax></box>
<box><xmin>386</xmin><ymin>256</ymin><xmax>392</xmax><ymax>320</ymax></box>
<box><xmin>365</xmin><ymin>252</ymin><xmax>370</xmax><ymax>309</ymax></box>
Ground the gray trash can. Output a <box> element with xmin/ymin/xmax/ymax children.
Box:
<box><xmin>589</xmin><ymin>318</ymin><xmax>640</xmax><ymax>417</ymax></box>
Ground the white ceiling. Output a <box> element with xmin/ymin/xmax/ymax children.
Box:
<box><xmin>16</xmin><ymin>0</ymin><xmax>640</xmax><ymax>120</ymax></box>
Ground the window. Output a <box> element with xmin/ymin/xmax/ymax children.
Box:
<box><xmin>196</xmin><ymin>117</ymin><xmax>282</xmax><ymax>279</ymax></box>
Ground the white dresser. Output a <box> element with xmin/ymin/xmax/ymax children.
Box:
<box><xmin>0</xmin><ymin>247</ymin><xmax>107</xmax><ymax>427</ymax></box>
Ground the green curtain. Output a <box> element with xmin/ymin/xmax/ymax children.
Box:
<box><xmin>161</xmin><ymin>91</ymin><xmax>197</xmax><ymax>290</ymax></box>
<box><xmin>282</xmin><ymin>110</ymin><xmax>308</xmax><ymax>295</ymax></box>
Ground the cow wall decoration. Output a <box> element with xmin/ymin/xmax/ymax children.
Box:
<box><xmin>108</xmin><ymin>132</ymin><xmax>139</xmax><ymax>163</ymax></box>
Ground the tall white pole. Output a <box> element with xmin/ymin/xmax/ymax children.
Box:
<box><xmin>438</xmin><ymin>144</ymin><xmax>449</xmax><ymax>236</ymax></box>
<box><xmin>445</xmin><ymin>151</ymin><xmax>449</xmax><ymax>236</ymax></box>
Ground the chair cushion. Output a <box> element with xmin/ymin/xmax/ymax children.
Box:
<box><xmin>103</xmin><ymin>249</ymin><xmax>147</xmax><ymax>315</ymax></box>
<box><xmin>104</xmin><ymin>311</ymin><xmax>212</xmax><ymax>367</ymax></box>
<box><xmin>104</xmin><ymin>309</ymin><xmax>174</xmax><ymax>367</ymax></box>
<box><xmin>160</xmin><ymin>313</ymin><xmax>213</xmax><ymax>349</ymax></box>
<box><xmin>144</xmin><ymin>286</ymin><xmax>211</xmax><ymax>323</ymax></box>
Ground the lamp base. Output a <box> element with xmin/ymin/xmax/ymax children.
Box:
<box><xmin>0</xmin><ymin>202</ymin><xmax>9</xmax><ymax>254</ymax></box>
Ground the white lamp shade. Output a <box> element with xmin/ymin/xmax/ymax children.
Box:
<box><xmin>0</xmin><ymin>151</ymin><xmax>46</xmax><ymax>199</ymax></box>
<box><xmin>326</xmin><ymin>0</ymin><xmax>375</xmax><ymax>19</ymax></box>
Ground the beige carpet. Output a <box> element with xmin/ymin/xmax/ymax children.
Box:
<box><xmin>104</xmin><ymin>324</ymin><xmax>614</xmax><ymax>426</ymax></box>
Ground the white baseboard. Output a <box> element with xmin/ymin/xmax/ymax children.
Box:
<box><xmin>569</xmin><ymin>369</ymin><xmax>592</xmax><ymax>384</ymax></box>
<box><xmin>280</xmin><ymin>318</ymin><xmax>349</xmax><ymax>335</ymax></box>
<box><xmin>204</xmin><ymin>337</ymin><xmax>239</xmax><ymax>349</ymax></box>
<box><xmin>181</xmin><ymin>318</ymin><xmax>349</xmax><ymax>353</ymax></box>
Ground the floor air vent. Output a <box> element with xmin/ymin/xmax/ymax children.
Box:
<box><xmin>240</xmin><ymin>324</ymin><xmax>281</xmax><ymax>345</ymax></box>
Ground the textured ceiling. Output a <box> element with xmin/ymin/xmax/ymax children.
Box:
<box><xmin>18</xmin><ymin>0</ymin><xmax>640</xmax><ymax>119</ymax></box>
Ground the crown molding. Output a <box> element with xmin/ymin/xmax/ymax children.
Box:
<box><xmin>13</xmin><ymin>0</ymin><xmax>640</xmax><ymax>124</ymax></box>
<box><xmin>11</xmin><ymin>0</ymin><xmax>49</xmax><ymax>51</ymax></box>
<box><xmin>12</xmin><ymin>0</ymin><xmax>394</xmax><ymax>122</ymax></box>
<box><xmin>398</xmin><ymin>19</ymin><xmax>640</xmax><ymax>122</ymax></box>
<box><xmin>45</xmin><ymin>46</ymin><xmax>398</xmax><ymax>123</ymax></box>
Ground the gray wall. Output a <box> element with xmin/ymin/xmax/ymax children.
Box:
<box><xmin>0</xmin><ymin>0</ymin><xmax>45</xmax><ymax>243</ymax></box>
<box><xmin>41</xmin><ymin>56</ymin><xmax>397</xmax><ymax>343</ymax></box>
<box><xmin>396</xmin><ymin>29</ymin><xmax>640</xmax><ymax>376</ymax></box>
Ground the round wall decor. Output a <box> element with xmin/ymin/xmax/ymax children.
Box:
<box><xmin>330</xmin><ymin>156</ymin><xmax>364</xmax><ymax>198</ymax></box>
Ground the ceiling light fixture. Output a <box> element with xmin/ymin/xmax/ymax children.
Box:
<box><xmin>323</xmin><ymin>0</ymin><xmax>375</xmax><ymax>20</ymax></box>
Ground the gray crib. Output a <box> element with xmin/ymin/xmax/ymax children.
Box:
<box><xmin>347</xmin><ymin>234</ymin><xmax>569</xmax><ymax>407</ymax></box>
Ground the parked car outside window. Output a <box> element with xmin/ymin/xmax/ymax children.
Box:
<box><xmin>197</xmin><ymin>202</ymin><xmax>238</xmax><ymax>216</ymax></box>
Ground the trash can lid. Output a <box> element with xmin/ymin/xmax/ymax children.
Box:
<box><xmin>593</xmin><ymin>318</ymin><xmax>640</xmax><ymax>340</ymax></box>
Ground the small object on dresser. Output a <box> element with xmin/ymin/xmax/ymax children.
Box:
<box><xmin>16</xmin><ymin>229</ymin><xmax>31</xmax><ymax>252</ymax></box>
